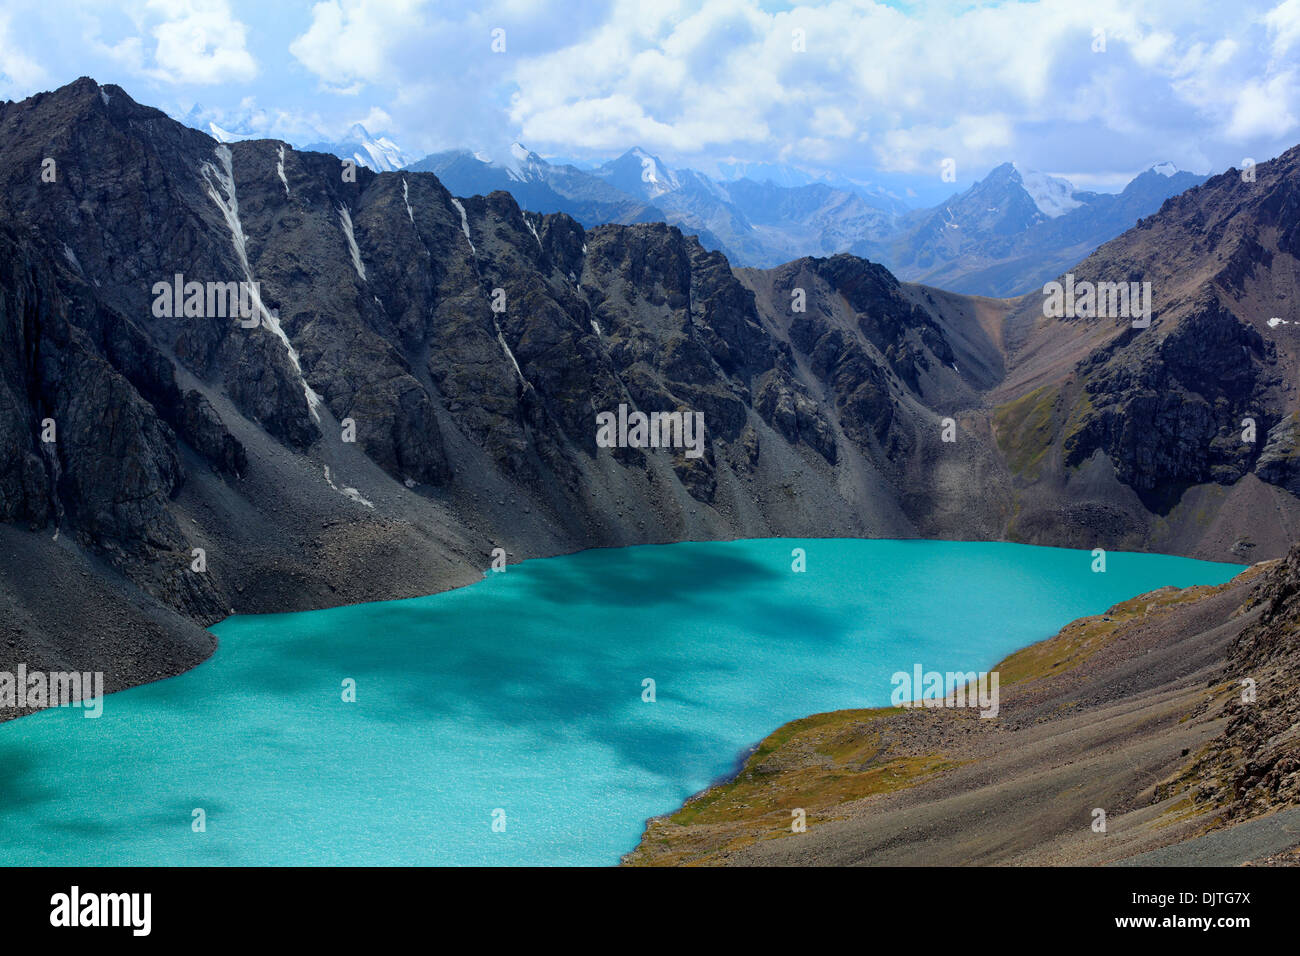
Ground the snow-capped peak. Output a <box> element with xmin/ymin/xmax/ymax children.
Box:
<box><xmin>343</xmin><ymin>125</ymin><xmax>412</xmax><ymax>172</ymax></box>
<box><xmin>299</xmin><ymin>124</ymin><xmax>412</xmax><ymax>172</ymax></box>
<box><xmin>622</xmin><ymin>147</ymin><xmax>679</xmax><ymax>196</ymax></box>
<box><xmin>207</xmin><ymin>121</ymin><xmax>260</xmax><ymax>144</ymax></box>
<box><xmin>631</xmin><ymin>147</ymin><xmax>660</xmax><ymax>182</ymax></box>
<box><xmin>1012</xmin><ymin>163</ymin><xmax>1082</xmax><ymax>218</ymax></box>
<box><xmin>1150</xmin><ymin>161</ymin><xmax>1179</xmax><ymax>177</ymax></box>
<box><xmin>501</xmin><ymin>142</ymin><xmax>545</xmax><ymax>182</ymax></box>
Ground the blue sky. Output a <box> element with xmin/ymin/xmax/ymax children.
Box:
<box><xmin>2</xmin><ymin>0</ymin><xmax>1299</xmax><ymax>194</ymax></box>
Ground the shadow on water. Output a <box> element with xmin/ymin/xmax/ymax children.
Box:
<box><xmin>189</xmin><ymin>543</ymin><xmax>853</xmax><ymax>781</ymax></box>
<box><xmin>220</xmin><ymin>542</ymin><xmax>848</xmax><ymax>707</ymax></box>
<box><xmin>512</xmin><ymin>543</ymin><xmax>784</xmax><ymax>609</ymax></box>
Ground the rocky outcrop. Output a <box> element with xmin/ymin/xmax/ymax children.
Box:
<box><xmin>1179</xmin><ymin>546</ymin><xmax>1300</xmax><ymax>818</ymax></box>
<box><xmin>753</xmin><ymin>369</ymin><xmax>837</xmax><ymax>463</ymax></box>
<box><xmin>1063</xmin><ymin>295</ymin><xmax>1273</xmax><ymax>505</ymax></box>
<box><xmin>991</xmin><ymin>141</ymin><xmax>1300</xmax><ymax>547</ymax></box>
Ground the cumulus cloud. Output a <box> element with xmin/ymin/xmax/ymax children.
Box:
<box><xmin>289</xmin><ymin>0</ymin><xmax>429</xmax><ymax>90</ymax></box>
<box><xmin>1226</xmin><ymin>72</ymin><xmax>1299</xmax><ymax>140</ymax></box>
<box><xmin>1266</xmin><ymin>0</ymin><xmax>1300</xmax><ymax>57</ymax></box>
<box><xmin>147</xmin><ymin>0</ymin><xmax>257</xmax><ymax>84</ymax></box>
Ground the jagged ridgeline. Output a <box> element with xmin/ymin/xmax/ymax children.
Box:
<box><xmin>1</xmin><ymin>78</ymin><xmax>1299</xmax><ymax>694</ymax></box>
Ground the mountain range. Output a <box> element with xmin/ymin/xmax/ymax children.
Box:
<box><xmin>856</xmin><ymin>160</ymin><xmax>1210</xmax><ymax>296</ymax></box>
<box><xmin>178</xmin><ymin>107</ymin><xmax>1207</xmax><ymax>298</ymax></box>
<box><xmin>409</xmin><ymin>143</ymin><xmax>1204</xmax><ymax>296</ymax></box>
<box><xmin>2</xmin><ymin>77</ymin><xmax>1297</xmax><ymax>707</ymax></box>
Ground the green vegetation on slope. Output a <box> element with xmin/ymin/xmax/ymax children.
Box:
<box><xmin>993</xmin><ymin>384</ymin><xmax>1058</xmax><ymax>479</ymax></box>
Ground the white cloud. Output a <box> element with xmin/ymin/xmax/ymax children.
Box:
<box><xmin>1226</xmin><ymin>72</ymin><xmax>1299</xmax><ymax>139</ymax></box>
<box><xmin>289</xmin><ymin>0</ymin><xmax>428</xmax><ymax>89</ymax></box>
<box><xmin>7</xmin><ymin>0</ymin><xmax>1300</xmax><ymax>189</ymax></box>
<box><xmin>1266</xmin><ymin>0</ymin><xmax>1300</xmax><ymax>57</ymax></box>
<box><xmin>147</xmin><ymin>0</ymin><xmax>257</xmax><ymax>84</ymax></box>
<box><xmin>0</xmin><ymin>11</ymin><xmax>49</xmax><ymax>92</ymax></box>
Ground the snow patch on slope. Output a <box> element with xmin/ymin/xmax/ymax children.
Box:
<box><xmin>199</xmin><ymin>145</ymin><xmax>323</xmax><ymax>421</ymax></box>
<box><xmin>402</xmin><ymin>178</ymin><xmax>414</xmax><ymax>224</ymax></box>
<box><xmin>207</xmin><ymin>121</ymin><xmax>258</xmax><ymax>143</ymax></box>
<box><xmin>61</xmin><ymin>243</ymin><xmax>82</xmax><ymax>274</ymax></box>
<box><xmin>323</xmin><ymin>466</ymin><xmax>374</xmax><ymax>508</ymax></box>
<box><xmin>276</xmin><ymin>145</ymin><xmax>289</xmax><ymax>196</ymax></box>
<box><xmin>495</xmin><ymin>327</ymin><xmax>532</xmax><ymax>390</ymax></box>
<box><xmin>338</xmin><ymin>204</ymin><xmax>367</xmax><ymax>281</ymax></box>
<box><xmin>450</xmin><ymin>197</ymin><xmax>475</xmax><ymax>254</ymax></box>
<box><xmin>1013</xmin><ymin>164</ymin><xmax>1083</xmax><ymax>218</ymax></box>
<box><xmin>524</xmin><ymin>214</ymin><xmax>542</xmax><ymax>247</ymax></box>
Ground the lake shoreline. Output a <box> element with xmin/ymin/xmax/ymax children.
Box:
<box><xmin>0</xmin><ymin>533</ymin><xmax>1250</xmax><ymax>726</ymax></box>
<box><xmin>622</xmin><ymin>561</ymin><xmax>1287</xmax><ymax>867</ymax></box>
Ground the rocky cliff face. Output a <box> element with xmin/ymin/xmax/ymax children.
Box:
<box><xmin>1</xmin><ymin>78</ymin><xmax>1298</xmax><ymax>700</ymax></box>
<box><xmin>1063</xmin><ymin>295</ymin><xmax>1274</xmax><ymax>504</ymax></box>
<box><xmin>0</xmin><ymin>223</ymin><xmax>222</xmax><ymax>619</ymax></box>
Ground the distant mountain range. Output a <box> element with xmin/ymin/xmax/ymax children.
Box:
<box><xmin>854</xmin><ymin>160</ymin><xmax>1209</xmax><ymax>297</ymax></box>
<box><xmin>410</xmin><ymin>144</ymin><xmax>906</xmax><ymax>271</ymax></box>
<box><xmin>410</xmin><ymin>144</ymin><xmax>1204</xmax><ymax>296</ymax></box>
<box><xmin>180</xmin><ymin>104</ymin><xmax>414</xmax><ymax>172</ymax></box>
<box><xmin>174</xmin><ymin>107</ymin><xmax>1207</xmax><ymax>297</ymax></box>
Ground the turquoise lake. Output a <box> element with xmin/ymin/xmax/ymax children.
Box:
<box><xmin>0</xmin><ymin>539</ymin><xmax>1244</xmax><ymax>866</ymax></box>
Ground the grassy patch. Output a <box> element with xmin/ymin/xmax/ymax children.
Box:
<box><xmin>624</xmin><ymin>708</ymin><xmax>963</xmax><ymax>865</ymax></box>
<box><xmin>993</xmin><ymin>384</ymin><xmax>1058</xmax><ymax>478</ymax></box>
<box><xmin>667</xmin><ymin>707</ymin><xmax>914</xmax><ymax>826</ymax></box>
<box><xmin>1061</xmin><ymin>386</ymin><xmax>1095</xmax><ymax>450</ymax></box>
